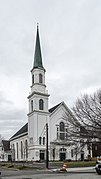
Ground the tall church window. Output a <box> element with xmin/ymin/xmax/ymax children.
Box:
<box><xmin>53</xmin><ymin>148</ymin><xmax>55</xmax><ymax>160</ymax></box>
<box><xmin>25</xmin><ymin>140</ymin><xmax>28</xmax><ymax>159</ymax></box>
<box><xmin>21</xmin><ymin>141</ymin><xmax>23</xmax><ymax>159</ymax></box>
<box><xmin>16</xmin><ymin>143</ymin><xmax>19</xmax><ymax>159</ymax></box>
<box><xmin>39</xmin><ymin>73</ymin><xmax>43</xmax><ymax>83</ymax></box>
<box><xmin>31</xmin><ymin>100</ymin><xmax>33</xmax><ymax>112</ymax></box>
<box><xmin>12</xmin><ymin>144</ymin><xmax>15</xmax><ymax>161</ymax></box>
<box><xmin>71</xmin><ymin>149</ymin><xmax>74</xmax><ymax>158</ymax></box>
<box><xmin>39</xmin><ymin>99</ymin><xmax>44</xmax><ymax>110</ymax></box>
<box><xmin>43</xmin><ymin>137</ymin><xmax>45</xmax><ymax>145</ymax></box>
<box><xmin>60</xmin><ymin>122</ymin><xmax>65</xmax><ymax>140</ymax></box>
<box><xmin>39</xmin><ymin>137</ymin><xmax>42</xmax><ymax>145</ymax></box>
<box><xmin>57</xmin><ymin>127</ymin><xmax>59</xmax><ymax>139</ymax></box>
<box><xmin>32</xmin><ymin>75</ymin><xmax>34</xmax><ymax>85</ymax></box>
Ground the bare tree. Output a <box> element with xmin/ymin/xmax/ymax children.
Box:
<box><xmin>63</xmin><ymin>89</ymin><xmax>101</xmax><ymax>158</ymax></box>
<box><xmin>72</xmin><ymin>89</ymin><xmax>101</xmax><ymax>141</ymax></box>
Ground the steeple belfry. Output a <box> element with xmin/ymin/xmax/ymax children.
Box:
<box><xmin>28</xmin><ymin>25</ymin><xmax>50</xmax><ymax>161</ymax></box>
<box><xmin>33</xmin><ymin>25</ymin><xmax>43</xmax><ymax>69</ymax></box>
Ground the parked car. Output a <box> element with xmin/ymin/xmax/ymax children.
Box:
<box><xmin>96</xmin><ymin>156</ymin><xmax>101</xmax><ymax>175</ymax></box>
<box><xmin>96</xmin><ymin>163</ymin><xmax>101</xmax><ymax>175</ymax></box>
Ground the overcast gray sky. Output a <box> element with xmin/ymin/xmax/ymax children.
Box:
<box><xmin>0</xmin><ymin>0</ymin><xmax>101</xmax><ymax>139</ymax></box>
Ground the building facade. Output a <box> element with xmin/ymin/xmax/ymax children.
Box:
<box><xmin>10</xmin><ymin>26</ymin><xmax>91</xmax><ymax>161</ymax></box>
<box><xmin>0</xmin><ymin>140</ymin><xmax>11</xmax><ymax>161</ymax></box>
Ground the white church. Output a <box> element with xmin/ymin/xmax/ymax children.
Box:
<box><xmin>9</xmin><ymin>26</ymin><xmax>90</xmax><ymax>162</ymax></box>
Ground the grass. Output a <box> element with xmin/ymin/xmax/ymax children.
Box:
<box><xmin>0</xmin><ymin>162</ymin><xmax>41</xmax><ymax>170</ymax></box>
<box><xmin>49</xmin><ymin>160</ymin><xmax>96</xmax><ymax>168</ymax></box>
<box><xmin>65</xmin><ymin>161</ymin><xmax>96</xmax><ymax>168</ymax></box>
<box><xmin>0</xmin><ymin>160</ymin><xmax>96</xmax><ymax>170</ymax></box>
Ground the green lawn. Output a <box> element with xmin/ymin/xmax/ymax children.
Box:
<box><xmin>60</xmin><ymin>161</ymin><xmax>96</xmax><ymax>168</ymax></box>
<box><xmin>0</xmin><ymin>161</ymin><xmax>96</xmax><ymax>170</ymax></box>
<box><xmin>49</xmin><ymin>160</ymin><xmax>96</xmax><ymax>168</ymax></box>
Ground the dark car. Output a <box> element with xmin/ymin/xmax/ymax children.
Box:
<box><xmin>96</xmin><ymin>162</ymin><xmax>101</xmax><ymax>175</ymax></box>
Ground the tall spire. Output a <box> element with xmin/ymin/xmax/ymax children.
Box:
<box><xmin>33</xmin><ymin>24</ymin><xmax>43</xmax><ymax>69</ymax></box>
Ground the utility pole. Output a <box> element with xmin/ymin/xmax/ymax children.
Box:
<box><xmin>46</xmin><ymin>123</ymin><xmax>49</xmax><ymax>169</ymax></box>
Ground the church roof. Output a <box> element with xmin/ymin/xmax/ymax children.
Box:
<box><xmin>49</xmin><ymin>102</ymin><xmax>62</xmax><ymax>113</ymax></box>
<box><xmin>10</xmin><ymin>102</ymin><xmax>62</xmax><ymax>141</ymax></box>
<box><xmin>33</xmin><ymin>25</ymin><xmax>43</xmax><ymax>69</ymax></box>
<box><xmin>10</xmin><ymin>123</ymin><xmax>28</xmax><ymax>140</ymax></box>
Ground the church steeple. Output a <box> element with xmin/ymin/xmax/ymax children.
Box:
<box><xmin>28</xmin><ymin>26</ymin><xmax>49</xmax><ymax>161</ymax></box>
<box><xmin>33</xmin><ymin>25</ymin><xmax>43</xmax><ymax>69</ymax></box>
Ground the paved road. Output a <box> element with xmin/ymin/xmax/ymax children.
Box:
<box><xmin>0</xmin><ymin>172</ymin><xmax>101</xmax><ymax>179</ymax></box>
<box><xmin>0</xmin><ymin>167</ymin><xmax>100</xmax><ymax>179</ymax></box>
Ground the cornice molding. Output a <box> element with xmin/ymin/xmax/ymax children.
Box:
<box><xmin>27</xmin><ymin>91</ymin><xmax>50</xmax><ymax>99</ymax></box>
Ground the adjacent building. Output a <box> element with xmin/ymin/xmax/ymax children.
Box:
<box><xmin>0</xmin><ymin>140</ymin><xmax>11</xmax><ymax>161</ymax></box>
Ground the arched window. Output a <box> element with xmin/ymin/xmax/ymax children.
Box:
<box><xmin>31</xmin><ymin>100</ymin><xmax>33</xmax><ymax>112</ymax></box>
<box><xmin>60</xmin><ymin>122</ymin><xmax>65</xmax><ymax>131</ymax></box>
<box><xmin>12</xmin><ymin>144</ymin><xmax>15</xmax><ymax>161</ymax></box>
<box><xmin>60</xmin><ymin>122</ymin><xmax>65</xmax><ymax>140</ymax></box>
<box><xmin>53</xmin><ymin>148</ymin><xmax>55</xmax><ymax>160</ymax></box>
<box><xmin>16</xmin><ymin>143</ymin><xmax>19</xmax><ymax>159</ymax></box>
<box><xmin>71</xmin><ymin>149</ymin><xmax>73</xmax><ymax>158</ymax></box>
<box><xmin>43</xmin><ymin>137</ymin><xmax>45</xmax><ymax>145</ymax></box>
<box><xmin>39</xmin><ymin>137</ymin><xmax>42</xmax><ymax>145</ymax></box>
<box><xmin>39</xmin><ymin>73</ymin><xmax>43</xmax><ymax>83</ymax></box>
<box><xmin>13</xmin><ymin>144</ymin><xmax>15</xmax><ymax>150</ymax></box>
<box><xmin>57</xmin><ymin>127</ymin><xmax>59</xmax><ymax>139</ymax></box>
<box><xmin>21</xmin><ymin>141</ymin><xmax>23</xmax><ymax>159</ymax></box>
<box><xmin>25</xmin><ymin>140</ymin><xmax>28</xmax><ymax>159</ymax></box>
<box><xmin>39</xmin><ymin>99</ymin><xmax>44</xmax><ymax>110</ymax></box>
<box><xmin>32</xmin><ymin>75</ymin><xmax>34</xmax><ymax>84</ymax></box>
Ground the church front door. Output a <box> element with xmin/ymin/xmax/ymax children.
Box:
<box><xmin>60</xmin><ymin>153</ymin><xmax>66</xmax><ymax>161</ymax></box>
<box><xmin>59</xmin><ymin>148</ymin><xmax>66</xmax><ymax>161</ymax></box>
<box><xmin>40</xmin><ymin>150</ymin><xmax>45</xmax><ymax>161</ymax></box>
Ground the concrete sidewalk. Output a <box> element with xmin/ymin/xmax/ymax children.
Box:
<box><xmin>66</xmin><ymin>166</ymin><xmax>95</xmax><ymax>171</ymax></box>
<box><xmin>51</xmin><ymin>166</ymin><xmax>95</xmax><ymax>172</ymax></box>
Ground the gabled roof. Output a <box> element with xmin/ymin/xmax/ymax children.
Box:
<box><xmin>10</xmin><ymin>102</ymin><xmax>63</xmax><ymax>141</ymax></box>
<box><xmin>10</xmin><ymin>123</ymin><xmax>28</xmax><ymax>140</ymax></box>
<box><xmin>49</xmin><ymin>102</ymin><xmax>62</xmax><ymax>113</ymax></box>
<box><xmin>2</xmin><ymin>140</ymin><xmax>10</xmax><ymax>151</ymax></box>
